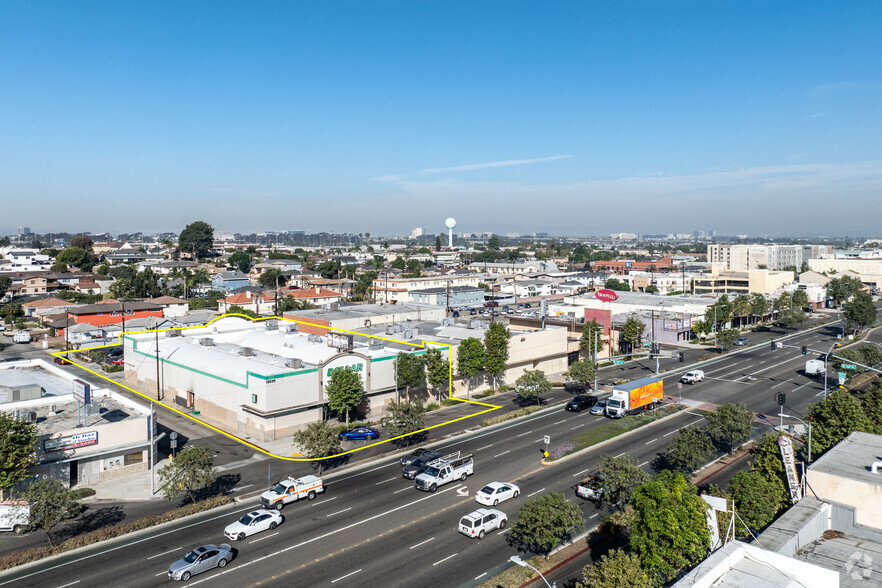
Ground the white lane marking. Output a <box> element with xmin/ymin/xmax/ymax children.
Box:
<box><xmin>433</xmin><ymin>553</ymin><xmax>458</xmax><ymax>566</ymax></box>
<box><xmin>476</xmin><ymin>444</ymin><xmax>494</xmax><ymax>451</ymax></box>
<box><xmin>146</xmin><ymin>547</ymin><xmax>181</xmax><ymax>560</ymax></box>
<box><xmin>312</xmin><ymin>496</ymin><xmax>337</xmax><ymax>505</ymax></box>
<box><xmin>57</xmin><ymin>582</ymin><xmax>81</xmax><ymax>588</ymax></box>
<box><xmin>232</xmin><ymin>484</ymin><xmax>254</xmax><ymax>492</ymax></box>
<box><xmin>705</xmin><ymin>377</ymin><xmax>751</xmax><ymax>384</ymax></box>
<box><xmin>475</xmin><ymin>573</ymin><xmax>488</xmax><ymax>580</ymax></box>
<box><xmin>249</xmin><ymin>532</ymin><xmax>279</xmax><ymax>544</ymax></box>
<box><xmin>327</xmin><ymin>507</ymin><xmax>352</xmax><ymax>517</ymax></box>
<box><xmin>516</xmin><ymin>430</ymin><xmax>534</xmax><ymax>437</ymax></box>
<box><xmin>186</xmin><ymin>484</ymin><xmax>464</xmax><ymax>586</ymax></box>
<box><xmin>751</xmin><ymin>355</ymin><xmax>804</xmax><ymax>375</ymax></box>
<box><xmin>410</xmin><ymin>537</ymin><xmax>435</xmax><ymax>550</ymax></box>
<box><xmin>717</xmin><ymin>368</ymin><xmax>747</xmax><ymax>379</ymax></box>
<box><xmin>639</xmin><ymin>461</ymin><xmax>649</xmax><ymax>467</ymax></box>
<box><xmin>770</xmin><ymin>381</ymin><xmax>788</xmax><ymax>389</ymax></box>
<box><xmin>155</xmin><ymin>571</ymin><xmax>168</xmax><ymax>577</ymax></box>
<box><xmin>330</xmin><ymin>460</ymin><xmax>399</xmax><ymax>484</ymax></box>
<box><xmin>0</xmin><ymin>503</ymin><xmax>259</xmax><ymax>587</ymax></box>
<box><xmin>571</xmin><ymin>423</ymin><xmax>586</xmax><ymax>430</ymax></box>
<box><xmin>573</xmin><ymin>469</ymin><xmax>591</xmax><ymax>478</ymax></box>
<box><xmin>644</xmin><ymin>438</ymin><xmax>658</xmax><ymax>445</ymax></box>
<box><xmin>393</xmin><ymin>487</ymin><xmax>411</xmax><ymax>494</ymax></box>
<box><xmin>375</xmin><ymin>477</ymin><xmax>397</xmax><ymax>485</ymax></box>
<box><xmin>494</xmin><ymin>450</ymin><xmax>510</xmax><ymax>458</ymax></box>
<box><xmin>527</xmin><ymin>487</ymin><xmax>546</xmax><ymax>497</ymax></box>
<box><xmin>614</xmin><ymin>452</ymin><xmax>626</xmax><ymax>458</ymax></box>
<box><xmin>590</xmin><ymin>513</ymin><xmax>599</xmax><ymax>519</ymax></box>
<box><xmin>690</xmin><ymin>418</ymin><xmax>704</xmax><ymax>425</ymax></box>
<box><xmin>331</xmin><ymin>569</ymin><xmax>362</xmax><ymax>583</ymax></box>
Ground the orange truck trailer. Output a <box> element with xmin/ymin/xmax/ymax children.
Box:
<box><xmin>605</xmin><ymin>376</ymin><xmax>663</xmax><ymax>418</ymax></box>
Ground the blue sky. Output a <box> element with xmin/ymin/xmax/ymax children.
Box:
<box><xmin>1</xmin><ymin>1</ymin><xmax>881</xmax><ymax>237</ymax></box>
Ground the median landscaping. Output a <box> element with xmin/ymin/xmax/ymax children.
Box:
<box><xmin>549</xmin><ymin>404</ymin><xmax>685</xmax><ymax>460</ymax></box>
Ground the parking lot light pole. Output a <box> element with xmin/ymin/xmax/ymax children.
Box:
<box><xmin>509</xmin><ymin>555</ymin><xmax>554</xmax><ymax>588</ymax></box>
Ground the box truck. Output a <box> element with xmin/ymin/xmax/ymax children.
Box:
<box><xmin>605</xmin><ymin>376</ymin><xmax>663</xmax><ymax>418</ymax></box>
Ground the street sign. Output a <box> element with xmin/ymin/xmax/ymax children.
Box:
<box><xmin>543</xmin><ymin>435</ymin><xmax>550</xmax><ymax>446</ymax></box>
<box><xmin>776</xmin><ymin>342</ymin><xmax>783</xmax><ymax>349</ymax></box>
<box><xmin>612</xmin><ymin>359</ymin><xmax>625</xmax><ymax>365</ymax></box>
<box><xmin>840</xmin><ymin>364</ymin><xmax>856</xmax><ymax>370</ymax></box>
<box><xmin>838</xmin><ymin>372</ymin><xmax>847</xmax><ymax>385</ymax></box>
<box><xmin>677</xmin><ymin>382</ymin><xmax>683</xmax><ymax>390</ymax></box>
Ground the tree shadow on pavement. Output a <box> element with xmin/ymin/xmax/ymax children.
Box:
<box><xmin>55</xmin><ymin>505</ymin><xmax>127</xmax><ymax>542</ymax></box>
<box><xmin>190</xmin><ymin>473</ymin><xmax>241</xmax><ymax>504</ymax></box>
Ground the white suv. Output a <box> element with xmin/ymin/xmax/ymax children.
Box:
<box><xmin>681</xmin><ymin>370</ymin><xmax>704</xmax><ymax>384</ymax></box>
<box><xmin>458</xmin><ymin>508</ymin><xmax>507</xmax><ymax>539</ymax></box>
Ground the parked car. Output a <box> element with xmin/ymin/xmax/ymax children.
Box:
<box><xmin>224</xmin><ymin>509</ymin><xmax>283</xmax><ymax>541</ymax></box>
<box><xmin>458</xmin><ymin>508</ymin><xmax>507</xmax><ymax>539</ymax></box>
<box><xmin>734</xmin><ymin>337</ymin><xmax>750</xmax><ymax>346</ymax></box>
<box><xmin>53</xmin><ymin>356</ymin><xmax>70</xmax><ymax>365</ymax></box>
<box><xmin>469</xmin><ymin>309</ymin><xmax>477</xmax><ymax>315</ymax></box>
<box><xmin>565</xmin><ymin>382</ymin><xmax>587</xmax><ymax>393</ymax></box>
<box><xmin>484</xmin><ymin>301</ymin><xmax>499</xmax><ymax>307</ymax></box>
<box><xmin>111</xmin><ymin>359</ymin><xmax>125</xmax><ymax>365</ymax></box>
<box><xmin>168</xmin><ymin>544</ymin><xmax>233</xmax><ymax>581</ymax></box>
<box><xmin>566</xmin><ymin>395</ymin><xmax>598</xmax><ymax>412</ymax></box>
<box><xmin>400</xmin><ymin>447</ymin><xmax>442</xmax><ymax>466</ymax></box>
<box><xmin>452</xmin><ymin>311</ymin><xmax>460</xmax><ymax>317</ymax></box>
<box><xmin>338</xmin><ymin>427</ymin><xmax>380</xmax><ymax>441</ymax></box>
<box><xmin>475</xmin><ymin>482</ymin><xmax>520</xmax><ymax>506</ymax></box>
<box><xmin>524</xmin><ymin>303</ymin><xmax>532</xmax><ymax>308</ymax></box>
<box><xmin>589</xmin><ymin>399</ymin><xmax>607</xmax><ymax>416</ymax></box>
<box><xmin>105</xmin><ymin>346</ymin><xmax>124</xmax><ymax>358</ymax></box>
<box><xmin>680</xmin><ymin>370</ymin><xmax>705</xmax><ymax>385</ymax></box>
<box><xmin>754</xmin><ymin>325</ymin><xmax>771</xmax><ymax>332</ymax></box>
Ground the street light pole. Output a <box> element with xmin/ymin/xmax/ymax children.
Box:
<box><xmin>823</xmin><ymin>340</ymin><xmax>838</xmax><ymax>398</ymax></box>
<box><xmin>509</xmin><ymin>555</ymin><xmax>554</xmax><ymax>588</ymax></box>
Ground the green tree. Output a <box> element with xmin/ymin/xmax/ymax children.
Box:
<box><xmin>228</xmin><ymin>304</ymin><xmax>258</xmax><ymax>318</ymax></box>
<box><xmin>621</xmin><ymin>316</ymin><xmax>645</xmax><ymax>353</ymax></box>
<box><xmin>316</xmin><ymin>260</ymin><xmax>342</xmax><ymax>279</ymax></box>
<box><xmin>860</xmin><ymin>383</ymin><xmax>882</xmax><ymax>434</ymax></box>
<box><xmin>733</xmin><ymin>294</ymin><xmax>751</xmax><ymax>326</ymax></box>
<box><xmin>396</xmin><ymin>352</ymin><xmax>426</xmax><ymax>402</ymax></box>
<box><xmin>25</xmin><ymin>479</ymin><xmax>82</xmax><ymax>546</ymax></box>
<box><xmin>293</xmin><ymin>420</ymin><xmax>341</xmax><ymax>474</ymax></box>
<box><xmin>704</xmin><ymin>403</ymin><xmax>753</xmax><ymax>453</ymax></box>
<box><xmin>0</xmin><ymin>237</ymin><xmax>9</xmax><ymax>247</ymax></box>
<box><xmin>791</xmin><ymin>288</ymin><xmax>809</xmax><ymax>309</ymax></box>
<box><xmin>390</xmin><ymin>256</ymin><xmax>406</xmax><ymax>270</ymax></box>
<box><xmin>456</xmin><ymin>338</ymin><xmax>485</xmax><ymax>399</ymax></box>
<box><xmin>827</xmin><ymin>275</ymin><xmax>864</xmax><ymax>306</ymax></box>
<box><xmin>258</xmin><ymin>267</ymin><xmax>288</xmax><ymax>290</ymax></box>
<box><xmin>381</xmin><ymin>399</ymin><xmax>427</xmax><ymax>446</ymax></box>
<box><xmin>808</xmin><ymin>389</ymin><xmax>870</xmax><ymax>454</ymax></box>
<box><xmin>228</xmin><ymin>251</ymin><xmax>251</xmax><ymax>273</ymax></box>
<box><xmin>579</xmin><ymin>319</ymin><xmax>605</xmax><ymax>356</ymax></box>
<box><xmin>69</xmin><ymin>235</ymin><xmax>93</xmax><ymax>250</ymax></box>
<box><xmin>576</xmin><ymin>549</ymin><xmax>657</xmax><ymax>588</ymax></box>
<box><xmin>57</xmin><ymin>246</ymin><xmax>93</xmax><ymax>269</ymax></box>
<box><xmin>435</xmin><ymin>235</ymin><xmax>442</xmax><ymax>251</ymax></box>
<box><xmin>0</xmin><ymin>414</ymin><xmax>38</xmax><ymax>498</ymax></box>
<box><xmin>691</xmin><ymin>319</ymin><xmax>711</xmax><ymax>337</ymax></box>
<box><xmin>596</xmin><ymin>453</ymin><xmax>650</xmax><ymax>507</ymax></box>
<box><xmin>516</xmin><ymin>369</ymin><xmax>551</xmax><ymax>406</ymax></box>
<box><xmin>565</xmin><ymin>358</ymin><xmax>596</xmax><ymax>386</ymax></box>
<box><xmin>629</xmin><ymin>470</ymin><xmax>710</xmax><ymax>583</ymax></box>
<box><xmin>158</xmin><ymin>445</ymin><xmax>215</xmax><ymax>504</ymax></box>
<box><xmin>663</xmin><ymin>426</ymin><xmax>714</xmax><ymax>473</ymax></box>
<box><xmin>604</xmin><ymin>278</ymin><xmax>631</xmax><ymax>291</ymax></box>
<box><xmin>728</xmin><ymin>470</ymin><xmax>786</xmax><ymax>536</ymax></box>
<box><xmin>706</xmin><ymin>295</ymin><xmax>734</xmax><ymax>329</ymax></box>
<box><xmin>326</xmin><ymin>367</ymin><xmax>364</xmax><ymax>426</ymax></box>
<box><xmin>50</xmin><ymin>261</ymin><xmax>68</xmax><ymax>273</ymax></box>
<box><xmin>487</xmin><ymin>236</ymin><xmax>501</xmax><ymax>250</ymax></box>
<box><xmin>746</xmin><ymin>433</ymin><xmax>790</xmax><ymax>506</ymax></box>
<box><xmin>0</xmin><ymin>303</ymin><xmax>23</xmax><ymax>321</ymax></box>
<box><xmin>750</xmin><ymin>293</ymin><xmax>768</xmax><ymax>324</ymax></box>
<box><xmin>716</xmin><ymin>328</ymin><xmax>740</xmax><ymax>349</ymax></box>
<box><xmin>352</xmin><ymin>271</ymin><xmax>377</xmax><ymax>301</ymax></box>
<box><xmin>425</xmin><ymin>347</ymin><xmax>451</xmax><ymax>401</ymax></box>
<box><xmin>843</xmin><ymin>291</ymin><xmax>877</xmax><ymax>334</ymax></box>
<box><xmin>0</xmin><ymin>276</ymin><xmax>12</xmax><ymax>295</ymax></box>
<box><xmin>510</xmin><ymin>492</ymin><xmax>584</xmax><ymax>555</ymax></box>
<box><xmin>484</xmin><ymin>322</ymin><xmax>510</xmax><ymax>390</ymax></box>
<box><xmin>178</xmin><ymin>221</ymin><xmax>215</xmax><ymax>258</ymax></box>
<box><xmin>405</xmin><ymin>258</ymin><xmax>422</xmax><ymax>278</ymax></box>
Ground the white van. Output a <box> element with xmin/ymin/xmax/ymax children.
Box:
<box><xmin>680</xmin><ymin>370</ymin><xmax>705</xmax><ymax>384</ymax></box>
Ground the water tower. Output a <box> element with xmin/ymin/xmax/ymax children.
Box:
<box><xmin>444</xmin><ymin>217</ymin><xmax>457</xmax><ymax>248</ymax></box>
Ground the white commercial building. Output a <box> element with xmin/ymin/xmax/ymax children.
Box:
<box><xmin>708</xmin><ymin>244</ymin><xmax>831</xmax><ymax>272</ymax></box>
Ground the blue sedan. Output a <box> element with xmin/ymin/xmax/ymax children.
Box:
<box><xmin>338</xmin><ymin>427</ymin><xmax>380</xmax><ymax>441</ymax></box>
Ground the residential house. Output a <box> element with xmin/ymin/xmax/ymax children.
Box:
<box><xmin>147</xmin><ymin>295</ymin><xmax>190</xmax><ymax>318</ymax></box>
<box><xmin>19</xmin><ymin>274</ymin><xmax>59</xmax><ymax>295</ymax></box>
<box><xmin>65</xmin><ymin>300</ymin><xmax>164</xmax><ymax>329</ymax></box>
<box><xmin>409</xmin><ymin>285</ymin><xmax>485</xmax><ymax>307</ymax></box>
<box><xmin>372</xmin><ymin>273</ymin><xmax>486</xmax><ymax>304</ymax></box>
<box><xmin>217</xmin><ymin>290</ymin><xmax>277</xmax><ymax>315</ymax></box>
<box><xmin>284</xmin><ymin>287</ymin><xmax>342</xmax><ymax>306</ymax></box>
<box><xmin>0</xmin><ymin>249</ymin><xmax>51</xmax><ymax>273</ymax></box>
<box><xmin>211</xmin><ymin>271</ymin><xmax>250</xmax><ymax>293</ymax></box>
<box><xmin>21</xmin><ymin>297</ymin><xmax>80</xmax><ymax>318</ymax></box>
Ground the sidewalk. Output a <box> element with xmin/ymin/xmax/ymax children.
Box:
<box><xmin>82</xmin><ymin>460</ymin><xmax>172</xmax><ymax>503</ymax></box>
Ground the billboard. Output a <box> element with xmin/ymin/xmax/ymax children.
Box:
<box><xmin>44</xmin><ymin>431</ymin><xmax>98</xmax><ymax>453</ymax></box>
<box><xmin>73</xmin><ymin>379</ymin><xmax>91</xmax><ymax>404</ymax></box>
<box><xmin>595</xmin><ymin>289</ymin><xmax>619</xmax><ymax>302</ymax></box>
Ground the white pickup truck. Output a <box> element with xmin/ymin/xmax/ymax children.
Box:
<box><xmin>259</xmin><ymin>475</ymin><xmax>324</xmax><ymax>510</ymax></box>
<box><xmin>12</xmin><ymin>330</ymin><xmax>31</xmax><ymax>344</ymax></box>
<box><xmin>414</xmin><ymin>452</ymin><xmax>473</xmax><ymax>492</ymax></box>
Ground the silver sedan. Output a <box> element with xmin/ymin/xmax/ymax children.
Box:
<box><xmin>168</xmin><ymin>544</ymin><xmax>233</xmax><ymax>581</ymax></box>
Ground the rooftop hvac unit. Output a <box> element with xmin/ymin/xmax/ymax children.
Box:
<box><xmin>386</xmin><ymin>324</ymin><xmax>403</xmax><ymax>335</ymax></box>
<box><xmin>199</xmin><ymin>338</ymin><xmax>214</xmax><ymax>346</ymax></box>
<box><xmin>369</xmin><ymin>342</ymin><xmax>384</xmax><ymax>351</ymax></box>
<box><xmin>26</xmin><ymin>411</ymin><xmax>37</xmax><ymax>423</ymax></box>
<box><xmin>330</xmin><ymin>303</ymin><xmax>339</xmax><ymax>311</ymax></box>
<box><xmin>404</xmin><ymin>330</ymin><xmax>414</xmax><ymax>340</ymax></box>
<box><xmin>281</xmin><ymin>323</ymin><xmax>299</xmax><ymax>333</ymax></box>
<box><xmin>442</xmin><ymin>318</ymin><xmax>454</xmax><ymax>327</ymax></box>
<box><xmin>239</xmin><ymin>347</ymin><xmax>254</xmax><ymax>357</ymax></box>
<box><xmin>307</xmin><ymin>334</ymin><xmax>321</xmax><ymax>343</ymax></box>
<box><xmin>322</xmin><ymin>303</ymin><xmax>332</xmax><ymax>310</ymax></box>
<box><xmin>165</xmin><ymin>329</ymin><xmax>181</xmax><ymax>338</ymax></box>
<box><xmin>470</xmin><ymin>320</ymin><xmax>484</xmax><ymax>329</ymax></box>
<box><xmin>265</xmin><ymin>320</ymin><xmax>279</xmax><ymax>331</ymax></box>
<box><xmin>285</xmin><ymin>358</ymin><xmax>302</xmax><ymax>369</ymax></box>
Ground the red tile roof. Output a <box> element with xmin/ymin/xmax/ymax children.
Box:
<box><xmin>286</xmin><ymin>288</ymin><xmax>340</xmax><ymax>300</ymax></box>
<box><xmin>21</xmin><ymin>297</ymin><xmax>74</xmax><ymax>308</ymax></box>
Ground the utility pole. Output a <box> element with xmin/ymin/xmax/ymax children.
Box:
<box><xmin>155</xmin><ymin>327</ymin><xmax>162</xmax><ymax>401</ymax></box>
<box><xmin>446</xmin><ymin>280</ymin><xmax>450</xmax><ymax>317</ymax></box>
<box><xmin>593</xmin><ymin>328</ymin><xmax>598</xmax><ymax>393</ymax></box>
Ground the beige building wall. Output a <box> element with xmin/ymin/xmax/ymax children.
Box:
<box><xmin>748</xmin><ymin>269</ymin><xmax>795</xmax><ymax>294</ymax></box>
<box><xmin>808</xmin><ymin>258</ymin><xmax>882</xmax><ymax>289</ymax></box>
<box><xmin>806</xmin><ymin>470</ymin><xmax>882</xmax><ymax>528</ymax></box>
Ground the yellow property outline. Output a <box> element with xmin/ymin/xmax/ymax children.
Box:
<box><xmin>49</xmin><ymin>313</ymin><xmax>502</xmax><ymax>462</ymax></box>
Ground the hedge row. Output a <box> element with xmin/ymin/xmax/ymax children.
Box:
<box><xmin>480</xmin><ymin>405</ymin><xmax>544</xmax><ymax>427</ymax></box>
<box><xmin>0</xmin><ymin>495</ymin><xmax>233</xmax><ymax>572</ymax></box>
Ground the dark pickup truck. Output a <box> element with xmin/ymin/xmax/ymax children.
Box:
<box><xmin>566</xmin><ymin>395</ymin><xmax>598</xmax><ymax>412</ymax></box>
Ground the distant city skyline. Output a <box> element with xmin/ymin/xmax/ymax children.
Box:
<box><xmin>1</xmin><ymin>2</ymin><xmax>881</xmax><ymax>236</ymax></box>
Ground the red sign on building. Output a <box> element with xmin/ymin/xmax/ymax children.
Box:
<box><xmin>595</xmin><ymin>289</ymin><xmax>619</xmax><ymax>302</ymax></box>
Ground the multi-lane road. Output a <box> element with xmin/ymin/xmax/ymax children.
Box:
<box><xmin>0</xmin><ymin>317</ymin><xmax>853</xmax><ymax>587</ymax></box>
